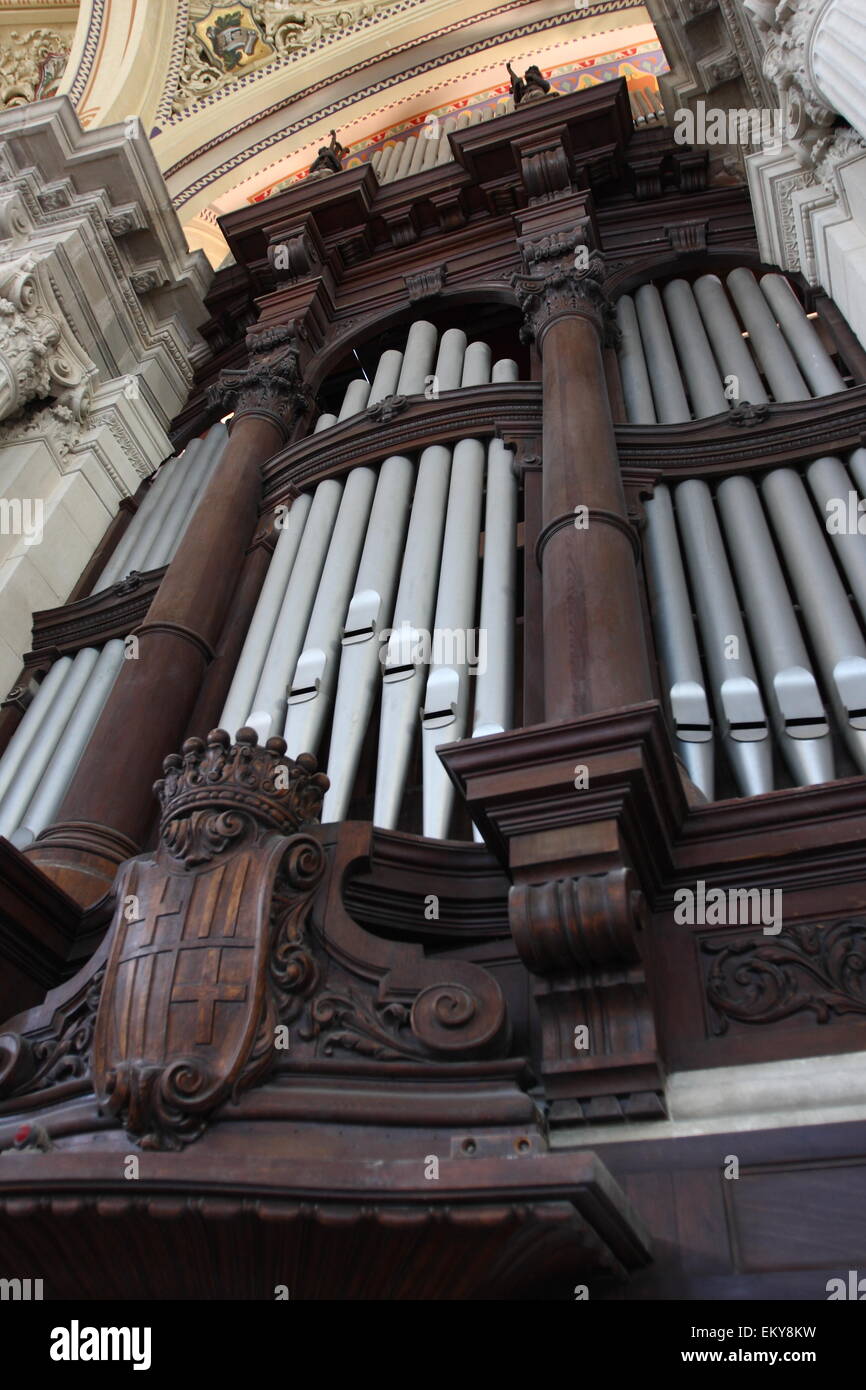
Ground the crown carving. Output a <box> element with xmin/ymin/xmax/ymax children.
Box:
<box><xmin>154</xmin><ymin>728</ymin><xmax>328</xmax><ymax>839</ymax></box>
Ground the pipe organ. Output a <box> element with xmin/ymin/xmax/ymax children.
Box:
<box><xmin>646</xmin><ymin>448</ymin><xmax>866</xmax><ymax>801</ymax></box>
<box><xmin>617</xmin><ymin>269</ymin><xmax>847</xmax><ymax>423</ymax></box>
<box><xmin>6</xmin><ymin>76</ymin><xmax>866</xmax><ymax>1303</ymax></box>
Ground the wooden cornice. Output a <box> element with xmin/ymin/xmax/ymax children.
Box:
<box><xmin>257</xmin><ymin>381</ymin><xmax>866</xmax><ymax>510</ymax></box>
<box><xmin>28</xmin><ymin>570</ymin><xmax>164</xmax><ymax>659</ymax></box>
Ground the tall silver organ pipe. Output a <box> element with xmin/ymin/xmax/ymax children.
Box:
<box><xmin>283</xmin><ymin>467</ymin><xmax>378</xmax><ymax>759</ymax></box>
<box><xmin>434</xmin><ymin>329</ymin><xmax>466</xmax><ymax>389</ymax></box>
<box><xmin>616</xmin><ymin>295</ymin><xmax>656</xmax><ymax>424</ymax></box>
<box><xmin>368</xmin><ymin>349</ymin><xmax>403</xmax><ymax>405</ymax></box>
<box><xmin>634</xmin><ymin>284</ymin><xmax>691</xmax><ymax>423</ymax></box>
<box><xmin>692</xmin><ymin>274</ymin><xmax>768</xmax><ymax>406</ymax></box>
<box><xmin>245</xmin><ymin>479</ymin><xmax>343</xmax><ymax>741</ymax></box>
<box><xmin>662</xmin><ymin>279</ymin><xmax>728</xmax><ymax>418</ymax></box>
<box><xmin>321</xmin><ymin>455</ymin><xmax>414</xmax><ymax>821</ymax></box>
<box><xmin>759</xmin><ymin>274</ymin><xmax>846</xmax><ymax>396</ymax></box>
<box><xmin>219</xmin><ymin>492</ymin><xmax>313</xmax><ymax>738</ymax></box>
<box><xmin>618</xmin><ymin>270</ymin><xmax>847</xmax><ymax>423</ymax></box>
<box><xmin>675</xmin><ymin>479</ymin><xmax>773</xmax><ymax>796</ymax></box>
<box><xmin>472</xmin><ymin>439</ymin><xmax>518</xmax><ymax>741</ymax></box>
<box><xmin>94</xmin><ymin>424</ymin><xmax>228</xmax><ymax>591</ymax></box>
<box><xmin>754</xmin><ymin>469</ymin><xmax>866</xmax><ymax>772</ymax></box>
<box><xmin>314</xmin><ymin>320</ymin><xmax>524</xmax><ymax>431</ymax></box>
<box><xmin>725</xmin><ymin>268</ymin><xmax>809</xmax><ymax>402</ymax></box>
<box><xmin>373</xmin><ymin>444</ymin><xmax>453</xmax><ymax>830</ymax></box>
<box><xmin>421</xmin><ymin>437</ymin><xmax>486</xmax><ymax>839</ymax></box>
<box><xmin>469</xmin><ymin>439</ymin><xmax>517</xmax><ymax>838</ymax></box>
<box><xmin>715</xmin><ymin>475</ymin><xmax>833</xmax><ymax>785</ymax></box>
<box><xmin>644</xmin><ymin>485</ymin><xmax>714</xmax><ymax>799</ymax></box>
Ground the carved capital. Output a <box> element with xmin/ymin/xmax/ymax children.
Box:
<box><xmin>0</xmin><ymin>258</ymin><xmax>94</xmax><ymax>421</ymax></box>
<box><xmin>511</xmin><ymin>233</ymin><xmax>617</xmax><ymax>347</ymax></box>
<box><xmin>208</xmin><ymin>326</ymin><xmax>310</xmax><ymax>439</ymax></box>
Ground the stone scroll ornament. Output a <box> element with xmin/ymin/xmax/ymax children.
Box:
<box><xmin>91</xmin><ymin>728</ymin><xmax>329</xmax><ymax>1150</ymax></box>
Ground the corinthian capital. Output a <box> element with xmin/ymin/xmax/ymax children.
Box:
<box><xmin>208</xmin><ymin>326</ymin><xmax>310</xmax><ymax>440</ymax></box>
<box><xmin>510</xmin><ymin>231</ymin><xmax>617</xmax><ymax>347</ymax></box>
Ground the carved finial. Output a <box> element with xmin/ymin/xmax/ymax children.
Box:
<box><xmin>154</xmin><ymin>726</ymin><xmax>328</xmax><ymax>859</ymax></box>
<box><xmin>207</xmin><ymin>328</ymin><xmax>309</xmax><ymax>438</ymax></box>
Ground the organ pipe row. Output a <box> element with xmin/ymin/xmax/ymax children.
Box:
<box><xmin>93</xmin><ymin>424</ymin><xmax>228</xmax><ymax>591</ymax></box>
<box><xmin>314</xmin><ymin>320</ymin><xmax>519</xmax><ymax>433</ymax></box>
<box><xmin>220</xmin><ymin>436</ymin><xmax>518</xmax><ymax>839</ymax></box>
<box><xmin>369</xmin><ymin>101</ymin><xmax>509</xmax><ymax>185</ymax></box>
<box><xmin>617</xmin><ymin>270</ymin><xmax>846</xmax><ymax>424</ymax></box>
<box><xmin>364</xmin><ymin>85</ymin><xmax>660</xmax><ymax>185</ymax></box>
<box><xmin>646</xmin><ymin>449</ymin><xmax>866</xmax><ymax>800</ymax></box>
<box><xmin>0</xmin><ymin>426</ymin><xmax>228</xmax><ymax>843</ymax></box>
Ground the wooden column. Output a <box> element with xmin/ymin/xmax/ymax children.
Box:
<box><xmin>27</xmin><ymin>329</ymin><xmax>308</xmax><ymax>909</ymax></box>
<box><xmin>515</xmin><ymin>239</ymin><xmax>653</xmax><ymax>721</ymax></box>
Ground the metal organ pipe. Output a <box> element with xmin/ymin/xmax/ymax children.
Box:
<box><xmin>14</xmin><ymin>639</ymin><xmax>127</xmax><ymax>843</ymax></box>
<box><xmin>662</xmin><ymin>279</ymin><xmax>729</xmax><ymax>418</ymax></box>
<box><xmin>367</xmin><ymin>349</ymin><xmax>403</xmax><ymax>405</ymax></box>
<box><xmin>314</xmin><ymin>412</ymin><xmax>337</xmax><ymax>433</ymax></box>
<box><xmin>634</xmin><ymin>284</ymin><xmax>691</xmax><ymax>422</ymax></box>
<box><xmin>0</xmin><ymin>655</ymin><xmax>73</xmax><ymax>806</ymax></box>
<box><xmin>122</xmin><ymin>443</ymin><xmax>201</xmax><ymax>575</ymax></box>
<box><xmin>246</xmin><ymin>479</ymin><xmax>343</xmax><ymax>742</ymax></box>
<box><xmin>94</xmin><ymin>465</ymin><xmax>172</xmax><ymax>591</ymax></box>
<box><xmin>374</xmin><ymin>444</ymin><xmax>452</xmax><ymax>829</ymax></box>
<box><xmin>759</xmin><ymin>274</ymin><xmax>846</xmax><ymax>396</ymax></box>
<box><xmin>461</xmin><ymin>341</ymin><xmax>492</xmax><ymax>386</ymax></box>
<box><xmin>434</xmin><ymin>329</ymin><xmax>467</xmax><ymax>390</ymax></box>
<box><xmin>322</xmin><ymin>454</ymin><xmax>415</xmax><ymax>821</ymax></box>
<box><xmin>421</xmin><ymin>437</ymin><xmax>486</xmax><ymax>839</ymax></box>
<box><xmin>472</xmin><ymin>439</ymin><xmax>517</xmax><ymax>741</ymax></box>
<box><xmin>219</xmin><ymin>492</ymin><xmax>313</xmax><ymax>737</ymax></box>
<box><xmin>337</xmin><ymin>376</ymin><xmax>371</xmax><ymax>420</ymax></box>
<box><xmin>675</xmin><ymin>479</ymin><xmax>773</xmax><ymax>796</ymax></box>
<box><xmin>643</xmin><ymin>485</ymin><xmax>715</xmax><ymax>799</ymax></box>
<box><xmin>492</xmin><ymin>358</ymin><xmax>518</xmax><ymax>382</ymax></box>
<box><xmin>807</xmin><ymin>456</ymin><xmax>866</xmax><ymax>616</ymax></box>
<box><xmin>716</xmin><ymin>475</ymin><xmax>833</xmax><ymax>785</ymax></box>
<box><xmin>283</xmin><ymin>466</ymin><xmax>378</xmax><ymax>758</ymax></box>
<box><xmin>146</xmin><ymin>426</ymin><xmax>223</xmax><ymax>571</ymax></box>
<box><xmin>692</xmin><ymin>274</ymin><xmax>768</xmax><ymax>406</ymax></box>
<box><xmin>396</xmin><ymin>320</ymin><xmax>438</xmax><ymax>396</ymax></box>
<box><xmin>726</xmin><ymin>268</ymin><xmax>810</xmax><ymax>402</ymax></box>
<box><xmin>615</xmin><ymin>295</ymin><xmax>657</xmax><ymax>424</ymax></box>
<box><xmin>761</xmin><ymin>467</ymin><xmax>866</xmax><ymax>771</ymax></box>
<box><xmin>0</xmin><ymin>646</ymin><xmax>100</xmax><ymax>839</ymax></box>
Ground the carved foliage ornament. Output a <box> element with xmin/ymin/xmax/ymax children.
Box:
<box><xmin>0</xmin><ymin>29</ymin><xmax>70</xmax><ymax>107</ymax></box>
<box><xmin>91</xmin><ymin>728</ymin><xmax>328</xmax><ymax>1149</ymax></box>
<box><xmin>703</xmin><ymin>918</ymin><xmax>866</xmax><ymax>1035</ymax></box>
<box><xmin>207</xmin><ymin>325</ymin><xmax>309</xmax><ymax>435</ymax></box>
<box><xmin>511</xmin><ymin>233</ymin><xmax>618</xmax><ymax>347</ymax></box>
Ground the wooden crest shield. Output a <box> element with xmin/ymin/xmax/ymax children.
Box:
<box><xmin>91</xmin><ymin>729</ymin><xmax>327</xmax><ymax>1148</ymax></box>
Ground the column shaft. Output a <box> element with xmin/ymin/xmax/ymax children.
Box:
<box><xmin>540</xmin><ymin>311</ymin><xmax>652</xmax><ymax>720</ymax></box>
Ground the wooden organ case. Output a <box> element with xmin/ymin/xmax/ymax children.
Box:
<box><xmin>2</xmin><ymin>80</ymin><xmax>866</xmax><ymax>1299</ymax></box>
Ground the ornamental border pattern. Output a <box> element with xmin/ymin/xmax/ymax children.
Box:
<box><xmin>160</xmin><ymin>0</ymin><xmax>625</xmax><ymax>132</ymax></box>
<box><xmin>168</xmin><ymin>2</ymin><xmax>629</xmax><ymax>206</ymax></box>
<box><xmin>65</xmin><ymin>0</ymin><xmax>108</xmax><ymax>105</ymax></box>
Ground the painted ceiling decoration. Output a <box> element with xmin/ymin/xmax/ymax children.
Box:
<box><xmin>254</xmin><ymin>41</ymin><xmax>668</xmax><ymax>200</ymax></box>
<box><xmin>51</xmin><ymin>0</ymin><xmax>657</xmax><ymax>264</ymax></box>
<box><xmin>176</xmin><ymin>1</ymin><xmax>387</xmax><ymax>111</ymax></box>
